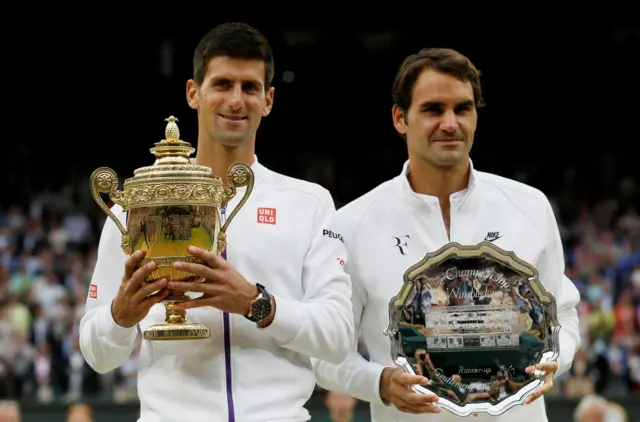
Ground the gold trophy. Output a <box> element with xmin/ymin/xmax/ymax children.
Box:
<box><xmin>89</xmin><ymin>116</ymin><xmax>254</xmax><ymax>341</ymax></box>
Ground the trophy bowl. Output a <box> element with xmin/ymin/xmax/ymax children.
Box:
<box><xmin>385</xmin><ymin>242</ymin><xmax>560</xmax><ymax>417</ymax></box>
<box><xmin>89</xmin><ymin>116</ymin><xmax>254</xmax><ymax>341</ymax></box>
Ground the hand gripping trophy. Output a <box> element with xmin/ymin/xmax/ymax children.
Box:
<box><xmin>89</xmin><ymin>116</ymin><xmax>254</xmax><ymax>341</ymax></box>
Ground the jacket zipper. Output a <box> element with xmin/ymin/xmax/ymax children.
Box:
<box><xmin>221</xmin><ymin>207</ymin><xmax>236</xmax><ymax>422</ymax></box>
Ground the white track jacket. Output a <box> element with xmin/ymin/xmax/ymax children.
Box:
<box><xmin>79</xmin><ymin>157</ymin><xmax>354</xmax><ymax>422</ymax></box>
<box><xmin>312</xmin><ymin>160</ymin><xmax>580</xmax><ymax>422</ymax></box>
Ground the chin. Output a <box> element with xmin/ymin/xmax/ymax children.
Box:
<box><xmin>432</xmin><ymin>155</ymin><xmax>467</xmax><ymax>168</ymax></box>
<box><xmin>212</xmin><ymin>130</ymin><xmax>250</xmax><ymax>146</ymax></box>
<box><xmin>221</xmin><ymin>137</ymin><xmax>249</xmax><ymax>147</ymax></box>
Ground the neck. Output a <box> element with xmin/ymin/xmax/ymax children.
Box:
<box><xmin>407</xmin><ymin>157</ymin><xmax>470</xmax><ymax>205</ymax></box>
<box><xmin>195</xmin><ymin>136</ymin><xmax>255</xmax><ymax>180</ymax></box>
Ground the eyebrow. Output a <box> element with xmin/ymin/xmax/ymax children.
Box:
<box><xmin>420</xmin><ymin>100</ymin><xmax>475</xmax><ymax>109</ymax></box>
<box><xmin>211</xmin><ymin>76</ymin><xmax>263</xmax><ymax>89</ymax></box>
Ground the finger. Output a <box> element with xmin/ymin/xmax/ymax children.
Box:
<box><xmin>397</xmin><ymin>387</ymin><xmax>439</xmax><ymax>406</ymax></box>
<box><xmin>173</xmin><ymin>296</ymin><xmax>215</xmax><ymax>310</ymax></box>
<box><xmin>168</xmin><ymin>280</ymin><xmax>218</xmax><ymax>293</ymax></box>
<box><xmin>542</xmin><ymin>373</ymin><xmax>554</xmax><ymax>393</ymax></box>
<box><xmin>393</xmin><ymin>390</ymin><xmax>440</xmax><ymax>414</ymax></box>
<box><xmin>394</xmin><ymin>372</ymin><xmax>429</xmax><ymax>387</ymax></box>
<box><xmin>395</xmin><ymin>402</ymin><xmax>441</xmax><ymax>414</ymax></box>
<box><xmin>123</xmin><ymin>250</ymin><xmax>146</xmax><ymax>281</ymax></box>
<box><xmin>526</xmin><ymin>362</ymin><xmax>558</xmax><ymax>378</ymax></box>
<box><xmin>535</xmin><ymin>362</ymin><xmax>558</xmax><ymax>372</ymax></box>
<box><xmin>525</xmin><ymin>388</ymin><xmax>543</xmax><ymax>404</ymax></box>
<box><xmin>132</xmin><ymin>278</ymin><xmax>168</xmax><ymax>304</ymax></box>
<box><xmin>123</xmin><ymin>261</ymin><xmax>156</xmax><ymax>296</ymax></box>
<box><xmin>187</xmin><ymin>245</ymin><xmax>224</xmax><ymax>267</ymax></box>
<box><xmin>125</xmin><ymin>261</ymin><xmax>157</xmax><ymax>295</ymax></box>
<box><xmin>525</xmin><ymin>379</ymin><xmax>553</xmax><ymax>404</ymax></box>
<box><xmin>173</xmin><ymin>262</ymin><xmax>220</xmax><ymax>281</ymax></box>
<box><xmin>391</xmin><ymin>379</ymin><xmax>438</xmax><ymax>406</ymax></box>
<box><xmin>141</xmin><ymin>288</ymin><xmax>171</xmax><ymax>308</ymax></box>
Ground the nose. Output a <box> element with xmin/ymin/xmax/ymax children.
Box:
<box><xmin>439</xmin><ymin>110</ymin><xmax>459</xmax><ymax>133</ymax></box>
<box><xmin>227</xmin><ymin>84</ymin><xmax>244</xmax><ymax>111</ymax></box>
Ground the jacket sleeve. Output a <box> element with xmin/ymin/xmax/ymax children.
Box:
<box><xmin>261</xmin><ymin>190</ymin><xmax>355</xmax><ymax>364</ymax></box>
<box><xmin>311</xmin><ymin>208</ymin><xmax>389</xmax><ymax>407</ymax></box>
<box><xmin>79</xmin><ymin>205</ymin><xmax>138</xmax><ymax>374</ymax></box>
<box><xmin>539</xmin><ymin>198</ymin><xmax>581</xmax><ymax>377</ymax></box>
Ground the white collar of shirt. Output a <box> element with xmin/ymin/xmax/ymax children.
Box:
<box><xmin>394</xmin><ymin>158</ymin><xmax>478</xmax><ymax>209</ymax></box>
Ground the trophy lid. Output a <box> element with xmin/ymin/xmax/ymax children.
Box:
<box><xmin>129</xmin><ymin>116</ymin><xmax>215</xmax><ymax>180</ymax></box>
<box><xmin>90</xmin><ymin>115</ymin><xmax>229</xmax><ymax>214</ymax></box>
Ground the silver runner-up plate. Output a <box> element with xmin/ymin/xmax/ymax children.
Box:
<box><xmin>385</xmin><ymin>242</ymin><xmax>560</xmax><ymax>417</ymax></box>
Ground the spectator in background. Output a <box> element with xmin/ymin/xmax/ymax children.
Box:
<box><xmin>573</xmin><ymin>395</ymin><xmax>608</xmax><ymax>422</ymax></box>
<box><xmin>573</xmin><ymin>394</ymin><xmax>629</xmax><ymax>422</ymax></box>
<box><xmin>0</xmin><ymin>119</ymin><xmax>639</xmax><ymax>407</ymax></box>
<box><xmin>321</xmin><ymin>391</ymin><xmax>362</xmax><ymax>422</ymax></box>
<box><xmin>0</xmin><ymin>400</ymin><xmax>20</xmax><ymax>422</ymax></box>
<box><xmin>66</xmin><ymin>403</ymin><xmax>93</xmax><ymax>422</ymax></box>
<box><xmin>564</xmin><ymin>349</ymin><xmax>595</xmax><ymax>398</ymax></box>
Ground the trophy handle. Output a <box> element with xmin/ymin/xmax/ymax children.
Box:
<box><xmin>217</xmin><ymin>164</ymin><xmax>254</xmax><ymax>252</ymax></box>
<box><xmin>89</xmin><ymin>167</ymin><xmax>132</xmax><ymax>254</ymax></box>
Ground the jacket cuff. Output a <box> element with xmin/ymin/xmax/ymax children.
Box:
<box><xmin>261</xmin><ymin>296</ymin><xmax>304</xmax><ymax>345</ymax></box>
<box><xmin>367</xmin><ymin>363</ymin><xmax>390</xmax><ymax>407</ymax></box>
<box><xmin>98</xmin><ymin>304</ymin><xmax>138</xmax><ymax>346</ymax></box>
<box><xmin>555</xmin><ymin>329</ymin><xmax>577</xmax><ymax>378</ymax></box>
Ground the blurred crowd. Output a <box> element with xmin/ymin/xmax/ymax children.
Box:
<box><xmin>550</xmin><ymin>189</ymin><xmax>640</xmax><ymax>397</ymax></box>
<box><xmin>0</xmin><ymin>169</ymin><xmax>639</xmax><ymax>406</ymax></box>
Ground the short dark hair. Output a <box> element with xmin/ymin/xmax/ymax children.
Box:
<box><xmin>193</xmin><ymin>22</ymin><xmax>275</xmax><ymax>90</ymax></box>
<box><xmin>392</xmin><ymin>48</ymin><xmax>485</xmax><ymax>111</ymax></box>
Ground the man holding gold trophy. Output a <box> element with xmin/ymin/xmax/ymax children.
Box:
<box><xmin>79</xmin><ymin>23</ymin><xmax>354</xmax><ymax>422</ymax></box>
<box><xmin>312</xmin><ymin>48</ymin><xmax>581</xmax><ymax>421</ymax></box>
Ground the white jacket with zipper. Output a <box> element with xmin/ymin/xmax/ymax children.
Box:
<box><xmin>312</xmin><ymin>160</ymin><xmax>580</xmax><ymax>422</ymax></box>
<box><xmin>79</xmin><ymin>157</ymin><xmax>354</xmax><ymax>422</ymax></box>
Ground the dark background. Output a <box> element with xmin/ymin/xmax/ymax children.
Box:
<box><xmin>6</xmin><ymin>14</ymin><xmax>640</xmax><ymax>209</ymax></box>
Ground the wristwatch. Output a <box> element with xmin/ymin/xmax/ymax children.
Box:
<box><xmin>244</xmin><ymin>283</ymin><xmax>272</xmax><ymax>323</ymax></box>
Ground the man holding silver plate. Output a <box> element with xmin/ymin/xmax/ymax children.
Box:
<box><xmin>312</xmin><ymin>48</ymin><xmax>580</xmax><ymax>421</ymax></box>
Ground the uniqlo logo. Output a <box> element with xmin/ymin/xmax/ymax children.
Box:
<box><xmin>89</xmin><ymin>284</ymin><xmax>98</xmax><ymax>299</ymax></box>
<box><xmin>257</xmin><ymin>207</ymin><xmax>276</xmax><ymax>225</ymax></box>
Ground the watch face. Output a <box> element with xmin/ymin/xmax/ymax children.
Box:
<box><xmin>252</xmin><ymin>299</ymin><xmax>271</xmax><ymax>320</ymax></box>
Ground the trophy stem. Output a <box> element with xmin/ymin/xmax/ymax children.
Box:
<box><xmin>142</xmin><ymin>290</ymin><xmax>210</xmax><ymax>341</ymax></box>
<box><xmin>164</xmin><ymin>291</ymin><xmax>188</xmax><ymax>324</ymax></box>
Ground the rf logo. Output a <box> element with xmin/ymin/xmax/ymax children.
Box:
<box><xmin>392</xmin><ymin>235</ymin><xmax>410</xmax><ymax>255</ymax></box>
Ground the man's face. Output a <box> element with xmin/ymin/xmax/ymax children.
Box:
<box><xmin>393</xmin><ymin>69</ymin><xmax>477</xmax><ymax>169</ymax></box>
<box><xmin>187</xmin><ymin>56</ymin><xmax>274</xmax><ymax>146</ymax></box>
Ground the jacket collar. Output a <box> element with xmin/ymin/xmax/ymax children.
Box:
<box><xmin>394</xmin><ymin>158</ymin><xmax>478</xmax><ymax>209</ymax></box>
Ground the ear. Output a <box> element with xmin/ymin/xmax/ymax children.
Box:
<box><xmin>186</xmin><ymin>79</ymin><xmax>199</xmax><ymax>110</ymax></box>
<box><xmin>262</xmin><ymin>87</ymin><xmax>275</xmax><ymax>117</ymax></box>
<box><xmin>392</xmin><ymin>104</ymin><xmax>407</xmax><ymax>135</ymax></box>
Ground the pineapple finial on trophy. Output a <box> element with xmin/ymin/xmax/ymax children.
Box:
<box><xmin>150</xmin><ymin>115</ymin><xmax>195</xmax><ymax>165</ymax></box>
<box><xmin>164</xmin><ymin>116</ymin><xmax>180</xmax><ymax>142</ymax></box>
